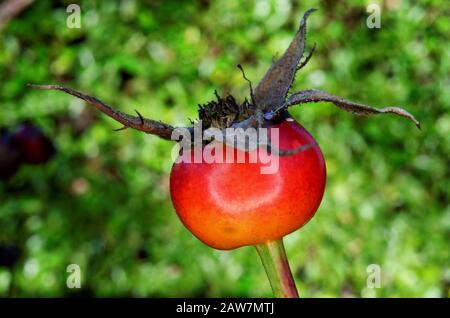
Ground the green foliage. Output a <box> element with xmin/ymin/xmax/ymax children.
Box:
<box><xmin>0</xmin><ymin>0</ymin><xmax>448</xmax><ymax>297</ymax></box>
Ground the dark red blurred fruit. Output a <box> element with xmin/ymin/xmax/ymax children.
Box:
<box><xmin>11</xmin><ymin>121</ymin><xmax>55</xmax><ymax>164</ymax></box>
<box><xmin>0</xmin><ymin>128</ymin><xmax>22</xmax><ymax>179</ymax></box>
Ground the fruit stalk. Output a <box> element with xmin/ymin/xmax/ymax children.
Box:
<box><xmin>255</xmin><ymin>239</ymin><xmax>299</xmax><ymax>298</ymax></box>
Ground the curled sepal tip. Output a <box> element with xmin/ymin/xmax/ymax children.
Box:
<box><xmin>278</xmin><ymin>89</ymin><xmax>421</xmax><ymax>129</ymax></box>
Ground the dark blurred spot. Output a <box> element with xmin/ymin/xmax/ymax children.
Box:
<box><xmin>119</xmin><ymin>69</ymin><xmax>134</xmax><ymax>90</ymax></box>
<box><xmin>197</xmin><ymin>0</ymin><xmax>211</xmax><ymax>10</ymax></box>
<box><xmin>136</xmin><ymin>247</ymin><xmax>149</xmax><ymax>260</ymax></box>
<box><xmin>344</xmin><ymin>8</ymin><xmax>366</xmax><ymax>30</ymax></box>
<box><xmin>385</xmin><ymin>67</ymin><xmax>394</xmax><ymax>79</ymax></box>
<box><xmin>50</xmin><ymin>0</ymin><xmax>68</xmax><ymax>9</ymax></box>
<box><xmin>322</xmin><ymin>0</ymin><xmax>336</xmax><ymax>10</ymax></box>
<box><xmin>392</xmin><ymin>201</ymin><xmax>406</xmax><ymax>213</ymax></box>
<box><xmin>56</xmin><ymin>74</ymin><xmax>76</xmax><ymax>83</ymax></box>
<box><xmin>295</xmin><ymin>266</ymin><xmax>306</xmax><ymax>280</ymax></box>
<box><xmin>359</xmin><ymin>60</ymin><xmax>376</xmax><ymax>72</ymax></box>
<box><xmin>0</xmin><ymin>245</ymin><xmax>21</xmax><ymax>268</ymax></box>
<box><xmin>438</xmin><ymin>192</ymin><xmax>447</xmax><ymax>205</ymax></box>
<box><xmin>0</xmin><ymin>128</ymin><xmax>22</xmax><ymax>180</ymax></box>
<box><xmin>164</xmin><ymin>96</ymin><xmax>175</xmax><ymax>107</ymax></box>
<box><xmin>67</xmin><ymin>34</ymin><xmax>87</xmax><ymax>46</ymax></box>
<box><xmin>11</xmin><ymin>121</ymin><xmax>56</xmax><ymax>165</ymax></box>
<box><xmin>241</xmin><ymin>50</ymin><xmax>256</xmax><ymax>65</ymax></box>
<box><xmin>429</xmin><ymin>51</ymin><xmax>439</xmax><ymax>64</ymax></box>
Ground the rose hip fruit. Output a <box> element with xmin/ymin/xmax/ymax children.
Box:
<box><xmin>170</xmin><ymin>119</ymin><xmax>326</xmax><ymax>250</ymax></box>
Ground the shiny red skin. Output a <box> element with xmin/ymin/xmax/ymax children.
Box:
<box><xmin>170</xmin><ymin>119</ymin><xmax>326</xmax><ymax>250</ymax></box>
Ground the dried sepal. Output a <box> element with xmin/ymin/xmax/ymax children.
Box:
<box><xmin>277</xmin><ymin>89</ymin><xmax>420</xmax><ymax>129</ymax></box>
<box><xmin>27</xmin><ymin>84</ymin><xmax>180</xmax><ymax>139</ymax></box>
<box><xmin>254</xmin><ymin>8</ymin><xmax>316</xmax><ymax>111</ymax></box>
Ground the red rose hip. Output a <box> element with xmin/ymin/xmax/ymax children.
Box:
<box><xmin>170</xmin><ymin>119</ymin><xmax>326</xmax><ymax>250</ymax></box>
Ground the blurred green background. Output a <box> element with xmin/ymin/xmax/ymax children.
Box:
<box><xmin>0</xmin><ymin>0</ymin><xmax>448</xmax><ymax>297</ymax></box>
